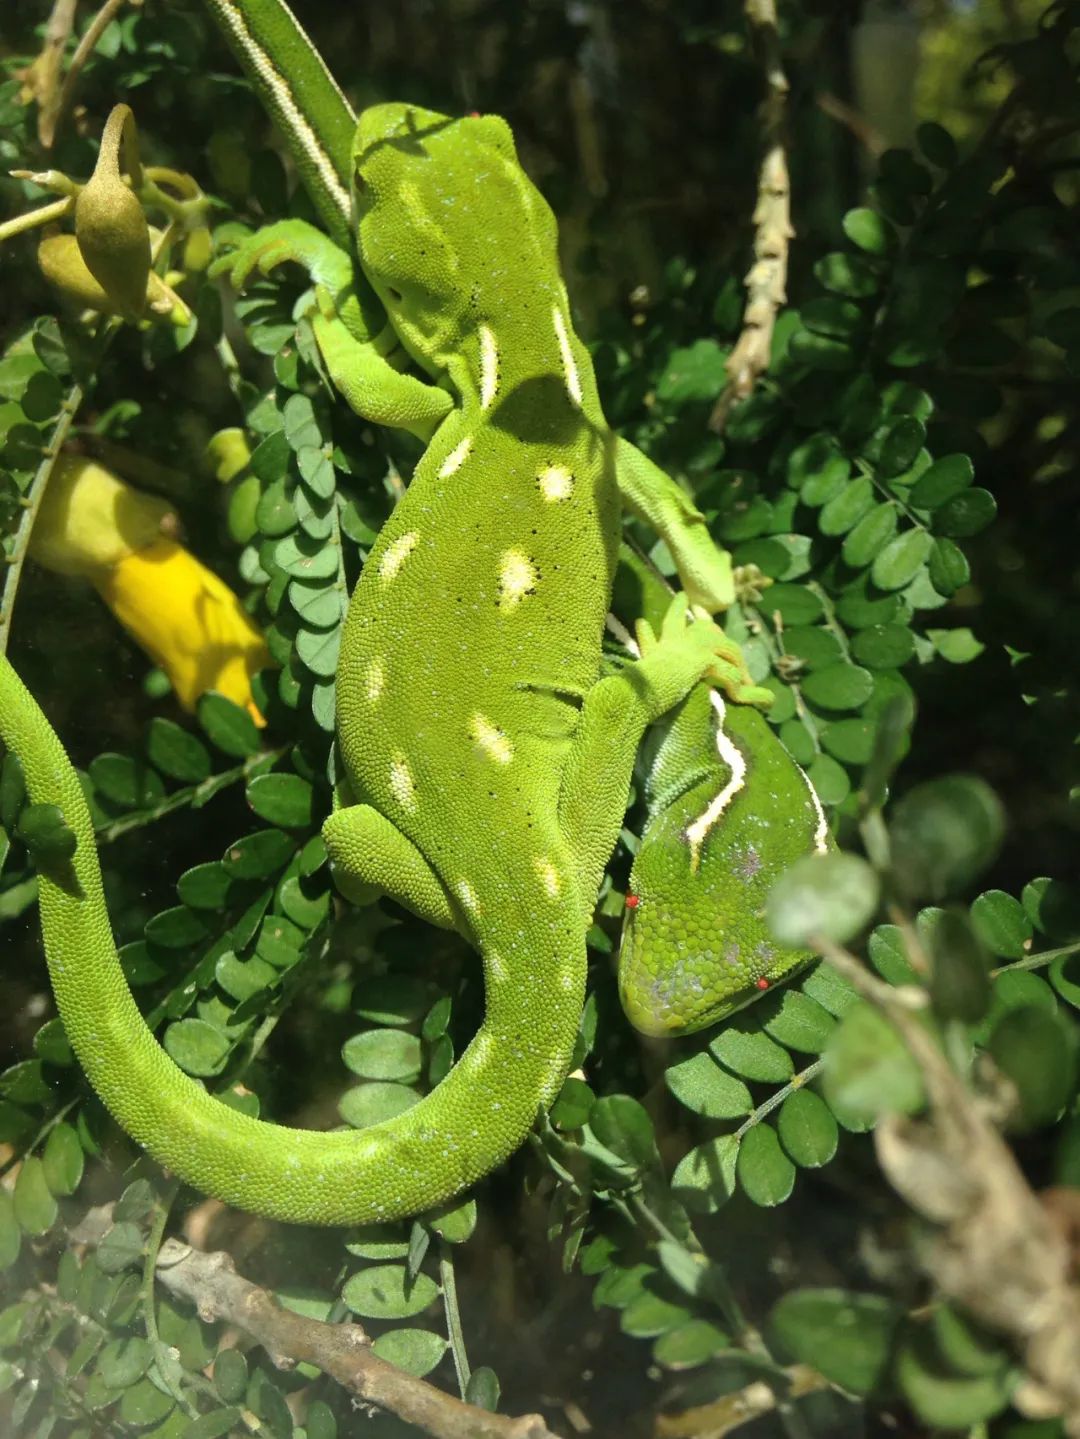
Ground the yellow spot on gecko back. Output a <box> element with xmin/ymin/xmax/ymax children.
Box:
<box><xmin>456</xmin><ymin>879</ymin><xmax>479</xmax><ymax>913</ymax></box>
<box><xmin>497</xmin><ymin>549</ymin><xmax>538</xmax><ymax>612</ymax></box>
<box><xmin>468</xmin><ymin>712</ymin><xmax>514</xmax><ymax>764</ymax></box>
<box><xmin>365</xmin><ymin>657</ymin><xmax>385</xmax><ymax>701</ymax></box>
<box><xmin>389</xmin><ymin>753</ymin><xmax>417</xmax><ymax>811</ymax></box>
<box><xmin>534</xmin><ymin>856</ymin><xmax>562</xmax><ymax>898</ymax></box>
<box><xmin>538</xmin><ymin>465</ymin><xmax>574</xmax><ymax>502</ymax></box>
<box><xmin>552</xmin><ymin>306</ymin><xmax>583</xmax><ymax>408</ymax></box>
<box><xmin>379</xmin><ymin>530</ymin><xmax>419</xmax><ymax>582</ymax></box>
<box><xmin>479</xmin><ymin>325</ymin><xmax>499</xmax><ymax>410</ymax></box>
<box><xmin>438</xmin><ymin>436</ymin><xmax>473</xmax><ymax>478</ymax></box>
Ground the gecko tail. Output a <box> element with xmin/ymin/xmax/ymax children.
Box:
<box><xmin>0</xmin><ymin>657</ymin><xmax>584</xmax><ymax>1225</ymax></box>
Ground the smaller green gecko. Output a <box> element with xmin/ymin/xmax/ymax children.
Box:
<box><xmin>612</xmin><ymin>550</ymin><xmax>832</xmax><ymax>1036</ymax></box>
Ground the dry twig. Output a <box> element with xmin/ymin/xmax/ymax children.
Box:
<box><xmin>710</xmin><ymin>0</ymin><xmax>793</xmax><ymax>431</ymax></box>
<box><xmin>69</xmin><ymin>1206</ymin><xmax>558</xmax><ymax>1439</ymax></box>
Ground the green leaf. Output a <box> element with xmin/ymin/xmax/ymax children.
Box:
<box><xmin>222</xmin><ymin>827</ymin><xmax>295</xmax><ymax>878</ymax></box>
<box><xmin>936</xmin><ymin>487</ymin><xmax>997</xmax><ymax>538</ymax></box>
<box><xmin>814</xmin><ymin>251</ymin><xmax>881</xmax><ymax>298</ymax></box>
<box><xmin>354</xmin><ymin>975</ymin><xmax>432</xmax><ymax>1026</ymax></box>
<box><xmin>928</xmin><ymin>626</ymin><xmax>984</xmax><ymax>663</ymax></box>
<box><xmin>801</xmin><ymin>663</ymin><xmax>873</xmax><ymax>712</ymax></box>
<box><xmin>0</xmin><ymin>1059</ymin><xmax>54</xmax><ymax>1105</ymax></box>
<box><xmin>928</xmin><ymin>537</ymin><xmax>970</xmax><ymax>595</ymax></box>
<box><xmin>851</xmin><ymin>624</ymin><xmax>914</xmax><ymax>669</ymax></box>
<box><xmin>183</xmin><ymin>1410</ymin><xmax>245</xmax><ymax>1439</ymax></box>
<box><xmin>987</xmin><ymin>1006</ymin><xmax>1077</xmax><ymax>1130</ymax></box>
<box><xmin>465</xmin><ymin>1367</ymin><xmax>501</xmax><ymax>1412</ymax></box>
<box><xmin>0</xmin><ymin>753</ymin><xmax>25</xmax><ymax>832</ymax></box>
<box><xmin>929</xmin><ymin>909</ymin><xmax>991</xmax><ymax>1023</ymax></box>
<box><xmin>341</xmin><ymin>1263</ymin><xmax>439</xmax><ymax>1319</ymax></box>
<box><xmin>710</xmin><ymin>1024</ymin><xmax>793</xmax><ymax>1084</ymax></box>
<box><xmin>163</xmin><ymin>1019</ymin><xmax>230</xmax><ymax>1078</ymax></box>
<box><xmin>282</xmin><ymin>392</ymin><xmax>322</xmax><ymax>450</ymax></box>
<box><xmin>664</xmin><ymin>1051</ymin><xmax>752</xmax><ymax>1118</ymax></box>
<box><xmin>871</xmin><ymin>529</ymin><xmax>932</xmax><ymax>591</ymax></box>
<box><xmin>895</xmin><ymin>1329</ymin><xmax>1013</xmax><ymax>1427</ymax></box>
<box><xmin>177</xmin><ymin>862</ymin><xmax>231</xmax><ymax>911</ymax></box>
<box><xmin>916</xmin><ymin>121</ymin><xmax>957</xmax><ymax>168</ymax></box>
<box><xmin>247</xmin><ymin>772</ymin><xmax>315</xmax><ymax>828</ymax></box>
<box><xmin>16</xmin><ymin>803</ymin><xmax>77</xmax><ymax>864</ymax></box>
<box><xmin>370</xmin><ymin>1327</ymin><xmax>448</xmax><ymax>1378</ymax></box>
<box><xmin>671</xmin><ymin>1135</ymin><xmax>739</xmax><ymax>1213</ymax></box>
<box><xmin>550</xmin><ymin>1075</ymin><xmax>595</xmax><ymax>1129</ymax></box>
<box><xmin>88</xmin><ymin>753</ymin><xmax>165</xmax><ymax>810</ymax></box>
<box><xmin>873</xmin><ymin>417</ymin><xmax>925</xmax><ymax>477</ymax></box>
<box><xmin>117</xmin><ymin>1377</ymin><xmax>174</xmax><ymax>1428</ymax></box>
<box><xmin>589</xmin><ymin>1094</ymin><xmax>659</xmax><ymax>1173</ymax></box>
<box><xmin>737</xmin><ymin>1123</ymin><xmax>795</xmax><ymax>1206</ymax></box>
<box><xmin>97</xmin><ymin>1223</ymin><xmax>146</xmax><ymax>1274</ymax></box>
<box><xmin>910</xmin><ymin>454</ymin><xmax>973</xmax><ymax>509</ymax></box>
<box><xmin>215</xmin><ymin>952</ymin><xmax>275</xmax><ymax>1002</ymax></box>
<box><xmin>823</xmin><ymin>1002</ymin><xmax>925</xmax><ymax>1123</ymax></box>
<box><xmin>144</xmin><ymin>905</ymin><xmax>210</xmax><ymax>949</ymax></box>
<box><xmin>656</xmin><ymin>339</ymin><xmax>728</xmax><ymax>405</ymax></box>
<box><xmin>296</xmin><ymin>625</ymin><xmax>341</xmax><ymax>678</ymax></box>
<box><xmin>762</xmin><ymin>583</ymin><xmax>823</xmax><ymax>625</ymax></box>
<box><xmin>771</xmin><ymin>1288</ymin><xmax>900</xmax><ymax>1395</ymax></box>
<box><xmin>889</xmin><ymin>776</ymin><xmax>1005</xmax><ymax>900</ymax></box>
<box><xmin>145</xmin><ymin>719</ymin><xmax>211</xmax><ymax>784</ymax></box>
<box><xmin>767</xmin><ymin>853</ymin><xmax>879</xmax><ymax>947</ymax></box>
<box><xmin>341</xmin><ymin>1030</ymin><xmax>422</xmax><ymax>1083</ymax></box>
<box><xmin>806</xmin><ymin>753</ymin><xmax>850</xmax><ymax>805</ymax></box>
<box><xmin>424</xmin><ymin>1196</ymin><xmax>476</xmax><ymax>1243</ymax></box>
<box><xmin>970</xmin><ymin>890</ymin><xmax>1033</xmax><ymax>960</ymax></box>
<box><xmin>33</xmin><ymin>1017</ymin><xmax>72</xmax><ymax>1066</ymax></box>
<box><xmin>653</xmin><ymin>1319</ymin><xmax>730</xmax><ymax>1370</ymax></box>
<box><xmin>288</xmin><ymin>579</ymin><xmax>341</xmax><ymax>628</ymax></box>
<box><xmin>197</xmin><ymin>692</ymin><xmax>262</xmax><ymax>757</ymax></box>
<box><xmin>213</xmin><ymin>1348</ymin><xmax>248</xmax><ymax>1404</ymax></box>
<box><xmin>777</xmin><ymin>1090</ymin><xmax>838</xmax><ymax>1168</ymax></box>
<box><xmin>761</xmin><ymin>990</ymin><xmax>836</xmax><ymax>1053</ymax></box>
<box><xmin>42</xmin><ymin>1122</ymin><xmax>84</xmax><ymax>1197</ymax></box>
<box><xmin>98</xmin><ymin>1335</ymin><xmax>152</xmax><ymax>1388</ymax></box>
<box><xmin>13</xmin><ymin>1156</ymin><xmax>57</xmax><ymax>1235</ymax></box>
<box><xmin>0</xmin><ymin>1190</ymin><xmax>21</xmax><ymax>1269</ymax></box>
<box><xmin>842</xmin><ymin>208</ymin><xmax>895</xmax><ymax>256</ymax></box>
<box><xmin>819</xmin><ymin>478</ymin><xmax>875</xmax><ymax>536</ymax></box>
<box><xmin>621</xmin><ymin>1287</ymin><xmax>691</xmax><ymax>1338</ymax></box>
<box><xmin>1023</xmin><ymin>877</ymin><xmax>1080</xmax><ymax>941</ymax></box>
<box><xmin>338</xmin><ymin>1081</ymin><xmax>420</xmax><ymax>1128</ymax></box>
<box><xmin>841</xmin><ymin>503</ymin><xmax>898</xmax><ymax>568</ymax></box>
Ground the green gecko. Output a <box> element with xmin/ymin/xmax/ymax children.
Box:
<box><xmin>0</xmin><ymin>57</ymin><xmax>775</xmax><ymax>1222</ymax></box>
<box><xmin>612</xmin><ymin>552</ymin><xmax>832</xmax><ymax>1037</ymax></box>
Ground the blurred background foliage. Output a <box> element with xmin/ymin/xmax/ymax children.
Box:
<box><xmin>0</xmin><ymin>2</ymin><xmax>1079</xmax><ymax>1437</ymax></box>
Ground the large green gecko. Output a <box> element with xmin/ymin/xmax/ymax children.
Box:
<box><xmin>0</xmin><ymin>15</ymin><xmax>788</xmax><ymax>1224</ymax></box>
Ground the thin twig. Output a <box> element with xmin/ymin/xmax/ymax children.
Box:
<box><xmin>46</xmin><ymin>0</ymin><xmax>132</xmax><ymax>148</ymax></box>
<box><xmin>0</xmin><ymin>378</ymin><xmax>85</xmax><ymax>657</ymax></box>
<box><xmin>710</xmin><ymin>0</ymin><xmax>793</xmax><ymax>432</ymax></box>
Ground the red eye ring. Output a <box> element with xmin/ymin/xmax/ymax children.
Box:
<box><xmin>625</xmin><ymin>893</ymin><xmax>640</xmax><ymax>910</ymax></box>
<box><xmin>755</xmin><ymin>977</ymin><xmax>769</xmax><ymax>991</ymax></box>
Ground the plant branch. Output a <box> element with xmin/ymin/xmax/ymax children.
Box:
<box><xmin>710</xmin><ymin>0</ymin><xmax>792</xmax><ymax>431</ymax></box>
<box><xmin>812</xmin><ymin>934</ymin><xmax>1080</xmax><ymax>1433</ymax></box>
<box><xmin>69</xmin><ymin>1206</ymin><xmax>558</xmax><ymax>1439</ymax></box>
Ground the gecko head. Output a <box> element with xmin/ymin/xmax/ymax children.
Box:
<box><xmin>352</xmin><ymin>103</ymin><xmax>559</xmax><ymax>368</ymax></box>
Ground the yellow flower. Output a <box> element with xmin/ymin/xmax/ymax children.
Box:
<box><xmin>29</xmin><ymin>456</ymin><xmax>271</xmax><ymax>722</ymax></box>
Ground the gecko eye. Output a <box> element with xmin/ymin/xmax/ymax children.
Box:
<box><xmin>387</xmin><ymin>286</ymin><xmax>403</xmax><ymax>302</ymax></box>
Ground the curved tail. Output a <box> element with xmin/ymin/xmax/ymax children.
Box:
<box><xmin>0</xmin><ymin>657</ymin><xmax>584</xmax><ymax>1224</ymax></box>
